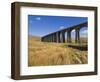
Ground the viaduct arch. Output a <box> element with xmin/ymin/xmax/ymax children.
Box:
<box><xmin>41</xmin><ymin>22</ymin><xmax>88</xmax><ymax>43</ymax></box>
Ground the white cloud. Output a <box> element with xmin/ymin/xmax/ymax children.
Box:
<box><xmin>81</xmin><ymin>30</ymin><xmax>88</xmax><ymax>37</ymax></box>
<box><xmin>72</xmin><ymin>29</ymin><xmax>75</xmax><ymax>32</ymax></box>
<box><xmin>36</xmin><ymin>17</ymin><xmax>41</xmax><ymax>20</ymax></box>
<box><xmin>59</xmin><ymin>26</ymin><xmax>65</xmax><ymax>29</ymax></box>
<box><xmin>81</xmin><ymin>30</ymin><xmax>87</xmax><ymax>34</ymax></box>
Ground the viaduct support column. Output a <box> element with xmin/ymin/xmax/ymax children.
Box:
<box><xmin>41</xmin><ymin>37</ymin><xmax>43</xmax><ymax>41</ymax></box>
<box><xmin>56</xmin><ymin>32</ymin><xmax>61</xmax><ymax>43</ymax></box>
<box><xmin>51</xmin><ymin>35</ymin><xmax>53</xmax><ymax>42</ymax></box>
<box><xmin>47</xmin><ymin>36</ymin><xmax>49</xmax><ymax>42</ymax></box>
<box><xmin>52</xmin><ymin>34</ymin><xmax>55</xmax><ymax>42</ymax></box>
<box><xmin>52</xmin><ymin>34</ymin><xmax>54</xmax><ymax>42</ymax></box>
<box><xmin>46</xmin><ymin>36</ymin><xmax>47</xmax><ymax>42</ymax></box>
<box><xmin>62</xmin><ymin>31</ymin><xmax>65</xmax><ymax>43</ymax></box>
<box><xmin>54</xmin><ymin>33</ymin><xmax>57</xmax><ymax>42</ymax></box>
<box><xmin>55</xmin><ymin>33</ymin><xmax>58</xmax><ymax>42</ymax></box>
<box><xmin>67</xmin><ymin>30</ymin><xmax>71</xmax><ymax>43</ymax></box>
<box><xmin>58</xmin><ymin>32</ymin><xmax>61</xmax><ymax>43</ymax></box>
<box><xmin>75</xmin><ymin>28</ymin><xmax>80</xmax><ymax>43</ymax></box>
<box><xmin>49</xmin><ymin>35</ymin><xmax>51</xmax><ymax>42</ymax></box>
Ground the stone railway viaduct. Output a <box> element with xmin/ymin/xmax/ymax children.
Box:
<box><xmin>41</xmin><ymin>22</ymin><xmax>88</xmax><ymax>43</ymax></box>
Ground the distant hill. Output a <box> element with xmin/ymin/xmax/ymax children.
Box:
<box><xmin>80</xmin><ymin>37</ymin><xmax>87</xmax><ymax>43</ymax></box>
<box><xmin>29</xmin><ymin>35</ymin><xmax>87</xmax><ymax>43</ymax></box>
<box><xmin>65</xmin><ymin>37</ymin><xmax>87</xmax><ymax>43</ymax></box>
<box><xmin>28</xmin><ymin>35</ymin><xmax>41</xmax><ymax>41</ymax></box>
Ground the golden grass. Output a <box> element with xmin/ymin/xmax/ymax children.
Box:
<box><xmin>28</xmin><ymin>36</ymin><xmax>88</xmax><ymax>66</ymax></box>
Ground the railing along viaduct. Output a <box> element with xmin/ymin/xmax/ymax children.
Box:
<box><xmin>41</xmin><ymin>22</ymin><xmax>88</xmax><ymax>43</ymax></box>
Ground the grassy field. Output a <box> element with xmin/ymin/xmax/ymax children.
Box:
<box><xmin>28</xmin><ymin>36</ymin><xmax>88</xmax><ymax>66</ymax></box>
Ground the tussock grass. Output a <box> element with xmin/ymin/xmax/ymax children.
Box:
<box><xmin>28</xmin><ymin>36</ymin><xmax>87</xmax><ymax>66</ymax></box>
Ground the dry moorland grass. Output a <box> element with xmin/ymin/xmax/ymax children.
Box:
<box><xmin>28</xmin><ymin>36</ymin><xmax>88</xmax><ymax>66</ymax></box>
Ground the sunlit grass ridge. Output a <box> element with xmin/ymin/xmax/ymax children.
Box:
<box><xmin>28</xmin><ymin>36</ymin><xmax>87</xmax><ymax>66</ymax></box>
